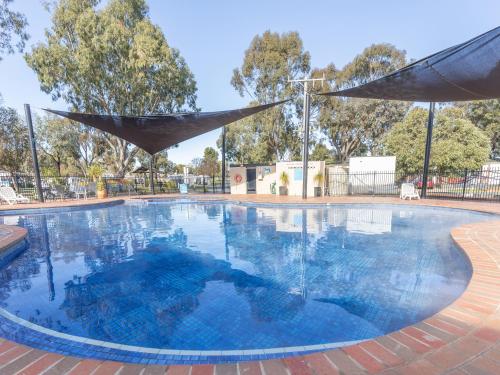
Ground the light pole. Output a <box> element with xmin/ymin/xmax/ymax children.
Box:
<box><xmin>288</xmin><ymin>76</ymin><xmax>325</xmax><ymax>199</ymax></box>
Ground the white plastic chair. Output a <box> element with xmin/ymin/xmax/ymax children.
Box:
<box><xmin>69</xmin><ymin>178</ymin><xmax>89</xmax><ymax>199</ymax></box>
<box><xmin>0</xmin><ymin>186</ymin><xmax>30</xmax><ymax>205</ymax></box>
<box><xmin>400</xmin><ymin>183</ymin><xmax>420</xmax><ymax>200</ymax></box>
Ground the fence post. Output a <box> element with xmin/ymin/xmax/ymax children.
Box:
<box><xmin>372</xmin><ymin>171</ymin><xmax>376</xmax><ymax>196</ymax></box>
<box><xmin>462</xmin><ymin>169</ymin><xmax>468</xmax><ymax>200</ymax></box>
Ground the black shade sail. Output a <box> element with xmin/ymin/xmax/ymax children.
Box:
<box><xmin>45</xmin><ymin>101</ymin><xmax>287</xmax><ymax>154</ymax></box>
<box><xmin>321</xmin><ymin>26</ymin><xmax>500</xmax><ymax>102</ymax></box>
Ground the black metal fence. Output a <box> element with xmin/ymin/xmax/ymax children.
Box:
<box><xmin>326</xmin><ymin>168</ymin><xmax>500</xmax><ymax>201</ymax></box>
<box><xmin>2</xmin><ymin>169</ymin><xmax>500</xmax><ymax>204</ymax></box>
<box><xmin>0</xmin><ymin>172</ymin><xmax>231</xmax><ymax>204</ymax></box>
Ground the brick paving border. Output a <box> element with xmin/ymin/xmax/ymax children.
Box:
<box><xmin>0</xmin><ymin>195</ymin><xmax>499</xmax><ymax>374</ymax></box>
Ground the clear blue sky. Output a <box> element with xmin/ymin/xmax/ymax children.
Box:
<box><xmin>0</xmin><ymin>0</ymin><xmax>499</xmax><ymax>163</ymax></box>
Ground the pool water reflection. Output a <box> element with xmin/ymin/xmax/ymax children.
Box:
<box><xmin>0</xmin><ymin>201</ymin><xmax>491</xmax><ymax>351</ymax></box>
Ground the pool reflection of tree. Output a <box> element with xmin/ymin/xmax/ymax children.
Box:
<box><xmin>223</xmin><ymin>205</ymin><xmax>471</xmax><ymax>333</ymax></box>
<box><xmin>62</xmin><ymin>229</ymin><xmax>304</xmax><ymax>346</ymax></box>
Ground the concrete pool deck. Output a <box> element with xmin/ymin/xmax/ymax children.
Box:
<box><xmin>0</xmin><ymin>195</ymin><xmax>499</xmax><ymax>374</ymax></box>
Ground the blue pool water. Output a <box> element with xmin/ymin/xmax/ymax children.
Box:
<box><xmin>0</xmin><ymin>201</ymin><xmax>494</xmax><ymax>354</ymax></box>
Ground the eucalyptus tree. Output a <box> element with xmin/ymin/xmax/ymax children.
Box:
<box><xmin>0</xmin><ymin>0</ymin><xmax>28</xmax><ymax>61</ymax></box>
<box><xmin>200</xmin><ymin>147</ymin><xmax>219</xmax><ymax>178</ymax></box>
<box><xmin>25</xmin><ymin>0</ymin><xmax>197</xmax><ymax>176</ymax></box>
<box><xmin>136</xmin><ymin>149</ymin><xmax>176</xmax><ymax>175</ymax></box>
<box><xmin>221</xmin><ymin>31</ymin><xmax>311</xmax><ymax>162</ymax></box>
<box><xmin>0</xmin><ymin>104</ymin><xmax>29</xmax><ymax>177</ymax></box>
<box><xmin>318</xmin><ymin>44</ymin><xmax>410</xmax><ymax>162</ymax></box>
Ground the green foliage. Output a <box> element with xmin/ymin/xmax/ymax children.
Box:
<box><xmin>136</xmin><ymin>149</ymin><xmax>176</xmax><ymax>175</ymax></box>
<box><xmin>190</xmin><ymin>157</ymin><xmax>202</xmax><ymax>175</ymax></box>
<box><xmin>279</xmin><ymin>171</ymin><xmax>289</xmax><ymax>186</ymax></box>
<box><xmin>0</xmin><ymin>104</ymin><xmax>29</xmax><ymax>173</ymax></box>
<box><xmin>96</xmin><ymin>177</ymin><xmax>106</xmax><ymax>191</ymax></box>
<box><xmin>163</xmin><ymin>180</ymin><xmax>177</xmax><ymax>191</ymax></box>
<box><xmin>383</xmin><ymin>107</ymin><xmax>427</xmax><ymax>174</ymax></box>
<box><xmin>220</xmin><ymin>31</ymin><xmax>311</xmax><ymax>162</ymax></box>
<box><xmin>310</xmin><ymin>143</ymin><xmax>333</xmax><ymax>162</ymax></box>
<box><xmin>217</xmin><ymin>116</ymin><xmax>264</xmax><ymax>164</ymax></box>
<box><xmin>200</xmin><ymin>146</ymin><xmax>219</xmax><ymax>177</ymax></box>
<box><xmin>432</xmin><ymin>107</ymin><xmax>491</xmax><ymax>172</ymax></box>
<box><xmin>25</xmin><ymin>0</ymin><xmax>197</xmax><ymax>176</ymax></box>
<box><xmin>458</xmin><ymin>99</ymin><xmax>499</xmax><ymax>158</ymax></box>
<box><xmin>87</xmin><ymin>164</ymin><xmax>104</xmax><ymax>181</ymax></box>
<box><xmin>317</xmin><ymin>44</ymin><xmax>409</xmax><ymax>162</ymax></box>
<box><xmin>174</xmin><ymin>163</ymin><xmax>185</xmax><ymax>174</ymax></box>
<box><xmin>35</xmin><ymin>113</ymin><xmax>81</xmax><ymax>175</ymax></box>
<box><xmin>337</xmin><ymin>43</ymin><xmax>407</xmax><ymax>86</ymax></box>
<box><xmin>313</xmin><ymin>171</ymin><xmax>324</xmax><ymax>186</ymax></box>
<box><xmin>0</xmin><ymin>0</ymin><xmax>28</xmax><ymax>60</ymax></box>
<box><xmin>384</xmin><ymin>107</ymin><xmax>490</xmax><ymax>174</ymax></box>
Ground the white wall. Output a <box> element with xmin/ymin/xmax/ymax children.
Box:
<box><xmin>256</xmin><ymin>165</ymin><xmax>276</xmax><ymax>194</ymax></box>
<box><xmin>230</xmin><ymin>167</ymin><xmax>247</xmax><ymax>194</ymax></box>
<box><xmin>276</xmin><ymin>161</ymin><xmax>325</xmax><ymax>197</ymax></box>
<box><xmin>349</xmin><ymin>156</ymin><xmax>396</xmax><ymax>173</ymax></box>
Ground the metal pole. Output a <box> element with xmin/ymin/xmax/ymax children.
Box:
<box><xmin>24</xmin><ymin>104</ymin><xmax>44</xmax><ymax>202</ymax></box>
<box><xmin>421</xmin><ymin>102</ymin><xmax>435</xmax><ymax>198</ymax></box>
<box><xmin>221</xmin><ymin>126</ymin><xmax>226</xmax><ymax>194</ymax></box>
<box><xmin>462</xmin><ymin>169</ymin><xmax>468</xmax><ymax>200</ymax></box>
<box><xmin>149</xmin><ymin>153</ymin><xmax>155</xmax><ymax>195</ymax></box>
<box><xmin>302</xmin><ymin>81</ymin><xmax>311</xmax><ymax>199</ymax></box>
<box><xmin>288</xmin><ymin>76</ymin><xmax>325</xmax><ymax>200</ymax></box>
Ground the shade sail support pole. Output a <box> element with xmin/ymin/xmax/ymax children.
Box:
<box><xmin>302</xmin><ymin>82</ymin><xmax>311</xmax><ymax>199</ymax></box>
<box><xmin>149</xmin><ymin>154</ymin><xmax>155</xmax><ymax>195</ymax></box>
<box><xmin>24</xmin><ymin>104</ymin><xmax>44</xmax><ymax>202</ymax></box>
<box><xmin>221</xmin><ymin>125</ymin><xmax>226</xmax><ymax>194</ymax></box>
<box><xmin>422</xmin><ymin>102</ymin><xmax>435</xmax><ymax>198</ymax></box>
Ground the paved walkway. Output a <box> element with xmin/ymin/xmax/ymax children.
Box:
<box><xmin>0</xmin><ymin>195</ymin><xmax>499</xmax><ymax>374</ymax></box>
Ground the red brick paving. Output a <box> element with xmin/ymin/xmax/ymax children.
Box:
<box><xmin>190</xmin><ymin>364</ymin><xmax>214</xmax><ymax>375</ymax></box>
<box><xmin>0</xmin><ymin>196</ymin><xmax>499</xmax><ymax>374</ymax></box>
<box><xmin>92</xmin><ymin>361</ymin><xmax>123</xmax><ymax>375</ymax></box>
<box><xmin>359</xmin><ymin>341</ymin><xmax>402</xmax><ymax>367</ymax></box>
<box><xmin>214</xmin><ymin>363</ymin><xmax>238</xmax><ymax>375</ymax></box>
<box><xmin>282</xmin><ymin>356</ymin><xmax>315</xmax><ymax>374</ymax></box>
<box><xmin>238</xmin><ymin>361</ymin><xmax>262</xmax><ymax>375</ymax></box>
<box><xmin>165</xmin><ymin>365</ymin><xmax>190</xmax><ymax>375</ymax></box>
<box><xmin>65</xmin><ymin>359</ymin><xmax>102</xmax><ymax>375</ymax></box>
<box><xmin>303</xmin><ymin>353</ymin><xmax>339</xmax><ymax>375</ymax></box>
<box><xmin>17</xmin><ymin>353</ymin><xmax>64</xmax><ymax>375</ymax></box>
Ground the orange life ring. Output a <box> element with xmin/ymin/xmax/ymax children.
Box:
<box><xmin>234</xmin><ymin>174</ymin><xmax>242</xmax><ymax>183</ymax></box>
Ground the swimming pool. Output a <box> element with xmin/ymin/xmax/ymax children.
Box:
<box><xmin>0</xmin><ymin>200</ymin><xmax>494</xmax><ymax>363</ymax></box>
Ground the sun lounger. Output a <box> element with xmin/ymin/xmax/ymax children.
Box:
<box><xmin>0</xmin><ymin>186</ymin><xmax>30</xmax><ymax>205</ymax></box>
<box><xmin>400</xmin><ymin>183</ymin><xmax>420</xmax><ymax>200</ymax></box>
